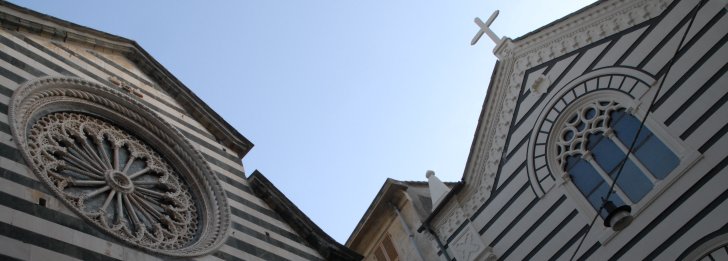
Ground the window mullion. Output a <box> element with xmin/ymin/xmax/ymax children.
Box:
<box><xmin>583</xmin><ymin>151</ymin><xmax>634</xmax><ymax>205</ymax></box>
<box><xmin>605</xmin><ymin>129</ymin><xmax>658</xmax><ymax>183</ymax></box>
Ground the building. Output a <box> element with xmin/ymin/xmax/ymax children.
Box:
<box><xmin>0</xmin><ymin>2</ymin><xmax>360</xmax><ymax>260</ymax></box>
<box><xmin>346</xmin><ymin>173</ymin><xmax>458</xmax><ymax>261</ymax></box>
<box><xmin>349</xmin><ymin>0</ymin><xmax>728</xmax><ymax>260</ymax></box>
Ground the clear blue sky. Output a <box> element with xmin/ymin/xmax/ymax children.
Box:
<box><xmin>12</xmin><ymin>0</ymin><xmax>595</xmax><ymax>243</ymax></box>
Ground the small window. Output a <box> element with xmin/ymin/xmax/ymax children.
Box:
<box><xmin>555</xmin><ymin>100</ymin><xmax>679</xmax><ymax>218</ymax></box>
<box><xmin>372</xmin><ymin>234</ymin><xmax>399</xmax><ymax>261</ymax></box>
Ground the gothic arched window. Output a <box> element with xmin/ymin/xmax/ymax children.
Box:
<box><xmin>528</xmin><ymin>69</ymin><xmax>700</xmax><ymax>231</ymax></box>
<box><xmin>554</xmin><ymin>99</ymin><xmax>679</xmax><ymax>217</ymax></box>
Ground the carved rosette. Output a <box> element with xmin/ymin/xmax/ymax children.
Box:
<box><xmin>9</xmin><ymin>77</ymin><xmax>230</xmax><ymax>257</ymax></box>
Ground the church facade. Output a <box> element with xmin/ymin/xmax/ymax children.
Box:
<box><xmin>349</xmin><ymin>0</ymin><xmax>728</xmax><ymax>260</ymax></box>
<box><xmin>0</xmin><ymin>2</ymin><xmax>359</xmax><ymax>260</ymax></box>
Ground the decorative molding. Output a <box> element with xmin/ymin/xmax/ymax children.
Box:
<box><xmin>526</xmin><ymin>68</ymin><xmax>654</xmax><ymax>197</ymax></box>
<box><xmin>108</xmin><ymin>75</ymin><xmax>143</xmax><ymax>98</ymax></box>
<box><xmin>461</xmin><ymin>0</ymin><xmax>671</xmax><ymax>207</ymax></box>
<box><xmin>248</xmin><ymin>171</ymin><xmax>363</xmax><ymax>261</ymax></box>
<box><xmin>529</xmin><ymin>74</ymin><xmax>550</xmax><ymax>95</ymax></box>
<box><xmin>8</xmin><ymin>76</ymin><xmax>231</xmax><ymax>257</ymax></box>
<box><xmin>431</xmin><ymin>202</ymin><xmax>467</xmax><ymax>242</ymax></box>
<box><xmin>0</xmin><ymin>1</ymin><xmax>254</xmax><ymax>157</ymax></box>
<box><xmin>450</xmin><ymin>223</ymin><xmax>496</xmax><ymax>261</ymax></box>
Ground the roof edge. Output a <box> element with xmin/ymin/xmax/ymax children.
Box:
<box><xmin>417</xmin><ymin>181</ymin><xmax>464</xmax><ymax>232</ymax></box>
<box><xmin>345</xmin><ymin>178</ymin><xmax>405</xmax><ymax>247</ymax></box>
<box><xmin>513</xmin><ymin>0</ymin><xmax>604</xmax><ymax>42</ymax></box>
<box><xmin>0</xmin><ymin>1</ymin><xmax>253</xmax><ymax>158</ymax></box>
<box><xmin>248</xmin><ymin>170</ymin><xmax>363</xmax><ymax>261</ymax></box>
<box><xmin>461</xmin><ymin>60</ymin><xmax>501</xmax><ymax>184</ymax></box>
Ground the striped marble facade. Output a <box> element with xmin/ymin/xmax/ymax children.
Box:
<box><xmin>431</xmin><ymin>0</ymin><xmax>728</xmax><ymax>260</ymax></box>
<box><xmin>0</xmin><ymin>3</ymin><xmax>334</xmax><ymax>261</ymax></box>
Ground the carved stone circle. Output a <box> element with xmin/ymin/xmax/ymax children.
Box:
<box><xmin>9</xmin><ymin>77</ymin><xmax>230</xmax><ymax>257</ymax></box>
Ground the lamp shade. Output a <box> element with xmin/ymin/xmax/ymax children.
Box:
<box><xmin>603</xmin><ymin>200</ymin><xmax>633</xmax><ymax>231</ymax></box>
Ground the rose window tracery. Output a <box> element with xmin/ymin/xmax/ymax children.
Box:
<box><xmin>29</xmin><ymin>112</ymin><xmax>198</xmax><ymax>249</ymax></box>
<box><xmin>554</xmin><ymin>100</ymin><xmax>618</xmax><ymax>170</ymax></box>
<box><xmin>9</xmin><ymin>76</ymin><xmax>231</xmax><ymax>257</ymax></box>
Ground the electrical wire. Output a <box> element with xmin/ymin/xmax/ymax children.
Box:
<box><xmin>567</xmin><ymin>1</ymin><xmax>706</xmax><ymax>260</ymax></box>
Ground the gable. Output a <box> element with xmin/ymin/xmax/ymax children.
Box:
<box><xmin>0</xmin><ymin>1</ymin><xmax>252</xmax><ymax>158</ymax></box>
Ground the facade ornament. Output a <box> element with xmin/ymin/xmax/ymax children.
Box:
<box><xmin>471</xmin><ymin>10</ymin><xmax>513</xmax><ymax>60</ymax></box>
<box><xmin>8</xmin><ymin>76</ymin><xmax>230</xmax><ymax>257</ymax></box>
<box><xmin>462</xmin><ymin>0</ymin><xmax>670</xmax><ymax>206</ymax></box>
<box><xmin>108</xmin><ymin>75</ymin><xmax>143</xmax><ymax>98</ymax></box>
<box><xmin>451</xmin><ymin>224</ymin><xmax>496</xmax><ymax>261</ymax></box>
<box><xmin>432</xmin><ymin>202</ymin><xmax>467</xmax><ymax>242</ymax></box>
<box><xmin>530</xmin><ymin>74</ymin><xmax>550</xmax><ymax>95</ymax></box>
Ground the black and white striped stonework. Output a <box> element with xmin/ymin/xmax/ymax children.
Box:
<box><xmin>437</xmin><ymin>0</ymin><xmax>728</xmax><ymax>260</ymax></box>
<box><xmin>0</xmin><ymin>24</ymin><xmax>325</xmax><ymax>261</ymax></box>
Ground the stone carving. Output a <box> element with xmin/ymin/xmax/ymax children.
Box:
<box><xmin>9</xmin><ymin>76</ymin><xmax>230</xmax><ymax>257</ymax></box>
<box><xmin>529</xmin><ymin>74</ymin><xmax>550</xmax><ymax>95</ymax></box>
<box><xmin>463</xmin><ymin>0</ymin><xmax>669</xmax><ymax>206</ymax></box>
<box><xmin>29</xmin><ymin>112</ymin><xmax>197</xmax><ymax>250</ymax></box>
<box><xmin>554</xmin><ymin>100</ymin><xmax>623</xmax><ymax>170</ymax></box>
<box><xmin>108</xmin><ymin>75</ymin><xmax>143</xmax><ymax>98</ymax></box>
<box><xmin>432</xmin><ymin>203</ymin><xmax>467</xmax><ymax>242</ymax></box>
<box><xmin>450</xmin><ymin>224</ymin><xmax>495</xmax><ymax>261</ymax></box>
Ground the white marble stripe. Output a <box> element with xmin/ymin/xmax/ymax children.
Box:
<box><xmin>73</xmin><ymin>49</ymin><xmax>185</xmax><ymax>112</ymax></box>
<box><xmin>167</xmin><ymin>115</ymin><xmax>244</xmax><ymax>166</ymax></box>
<box><xmin>232</xmin><ymin>214</ymin><xmax>323</xmax><ymax>258</ymax></box>
<box><xmin>0</xmin><ymin>36</ymin><xmax>240</xmax><ymax>160</ymax></box>
<box><xmin>218</xmin><ymin>245</ymin><xmax>267</xmax><ymax>261</ymax></box>
<box><xmin>0</xmin><ymin>175</ymin><xmax>77</xmax><ymax>221</ymax></box>
<box><xmin>0</xmin><ymin>173</ymin><xmax>302</xmax><ymax>260</ymax></box>
<box><xmin>480</xmin><ymin>182</ymin><xmax>535</xmax><ymax>244</ymax></box>
<box><xmin>220</xmin><ymin>181</ymin><xmax>283</xmax><ymax>218</ymax></box>
<box><xmin>41</xmin><ymin>39</ymin><xmax>222</xmax><ymax>140</ymax></box>
<box><xmin>229</xmin><ymin>224</ymin><xmax>315</xmax><ymax>261</ymax></box>
<box><xmin>587</xmin><ymin>133</ymin><xmax>728</xmax><ymax>259</ymax></box>
<box><xmin>0</xmin><ymin>32</ymin><xmax>78</xmax><ymax>77</ymax></box>
<box><xmin>471</xmin><ymin>172</ymin><xmax>528</xmax><ymax>229</ymax></box>
<box><xmin>0</xmin><ymin>72</ymin><xmax>20</xmax><ymax>89</ymax></box>
<box><xmin>620</xmin><ymin>0</ymin><xmax>696</xmax><ymax>67</ymax></box>
<box><xmin>592</xmin><ymin>27</ymin><xmax>649</xmax><ymax>70</ymax></box>
<box><xmin>0</xmin><ymin>234</ymin><xmax>34</xmax><ymax>260</ymax></box>
<box><xmin>508</xmin><ymin>198</ymin><xmax>574</xmax><ymax>261</ymax></box>
<box><xmin>667</xmin><ymin>73</ymin><xmax>728</xmax><ymax>137</ymax></box>
<box><xmin>528</xmin><ymin>214</ymin><xmax>585</xmax><ymax>260</ymax></box>
<box><xmin>192</xmin><ymin>255</ymin><xmax>225</xmax><ymax>261</ymax></box>
<box><xmin>653</xmin><ymin>200</ymin><xmax>728</xmax><ymax>260</ymax></box>
<box><xmin>28</xmin><ymin>245</ymin><xmax>83</xmax><ymax>261</ymax></box>
<box><xmin>0</xmin><ymin>58</ymin><xmax>35</xmax><ymax>80</ymax></box>
<box><xmin>3</xmin><ymin>33</ymin><xmax>217</xmax><ymax>150</ymax></box>
<box><xmin>684</xmin><ymin>99</ymin><xmax>728</xmax><ymax>148</ymax></box>
<box><xmin>491</xmin><ymin>187</ymin><xmax>562</xmax><ymax>254</ymax></box>
<box><xmin>2</xmin><ymin>204</ymin><xmax>126</xmax><ymax>260</ymax></box>
<box><xmin>226</xmin><ymin>193</ymin><xmax>298</xmax><ymax>234</ymax></box>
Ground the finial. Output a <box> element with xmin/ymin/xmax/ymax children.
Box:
<box><xmin>426</xmin><ymin>170</ymin><xmax>435</xmax><ymax>178</ymax></box>
<box><xmin>471</xmin><ymin>10</ymin><xmax>503</xmax><ymax>46</ymax></box>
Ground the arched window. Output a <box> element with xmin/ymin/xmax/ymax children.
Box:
<box><xmin>555</xmin><ymin>99</ymin><xmax>679</xmax><ymax>217</ymax></box>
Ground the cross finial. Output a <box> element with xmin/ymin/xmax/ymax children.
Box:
<box><xmin>471</xmin><ymin>10</ymin><xmax>502</xmax><ymax>46</ymax></box>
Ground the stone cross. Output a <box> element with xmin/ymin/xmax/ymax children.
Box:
<box><xmin>471</xmin><ymin>10</ymin><xmax>502</xmax><ymax>46</ymax></box>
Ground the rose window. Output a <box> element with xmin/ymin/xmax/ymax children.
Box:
<box><xmin>28</xmin><ymin>112</ymin><xmax>199</xmax><ymax>249</ymax></box>
<box><xmin>9</xmin><ymin>77</ymin><xmax>230</xmax><ymax>257</ymax></box>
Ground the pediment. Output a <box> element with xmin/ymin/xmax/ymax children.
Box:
<box><xmin>0</xmin><ymin>1</ymin><xmax>253</xmax><ymax>158</ymax></box>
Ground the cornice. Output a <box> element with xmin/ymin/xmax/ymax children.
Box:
<box><xmin>459</xmin><ymin>0</ymin><xmax>671</xmax><ymax>213</ymax></box>
<box><xmin>0</xmin><ymin>1</ymin><xmax>253</xmax><ymax>158</ymax></box>
<box><xmin>248</xmin><ymin>171</ymin><xmax>363</xmax><ymax>261</ymax></box>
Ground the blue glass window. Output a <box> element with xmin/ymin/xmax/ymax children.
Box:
<box><xmin>562</xmin><ymin>107</ymin><xmax>679</xmax><ymax>217</ymax></box>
